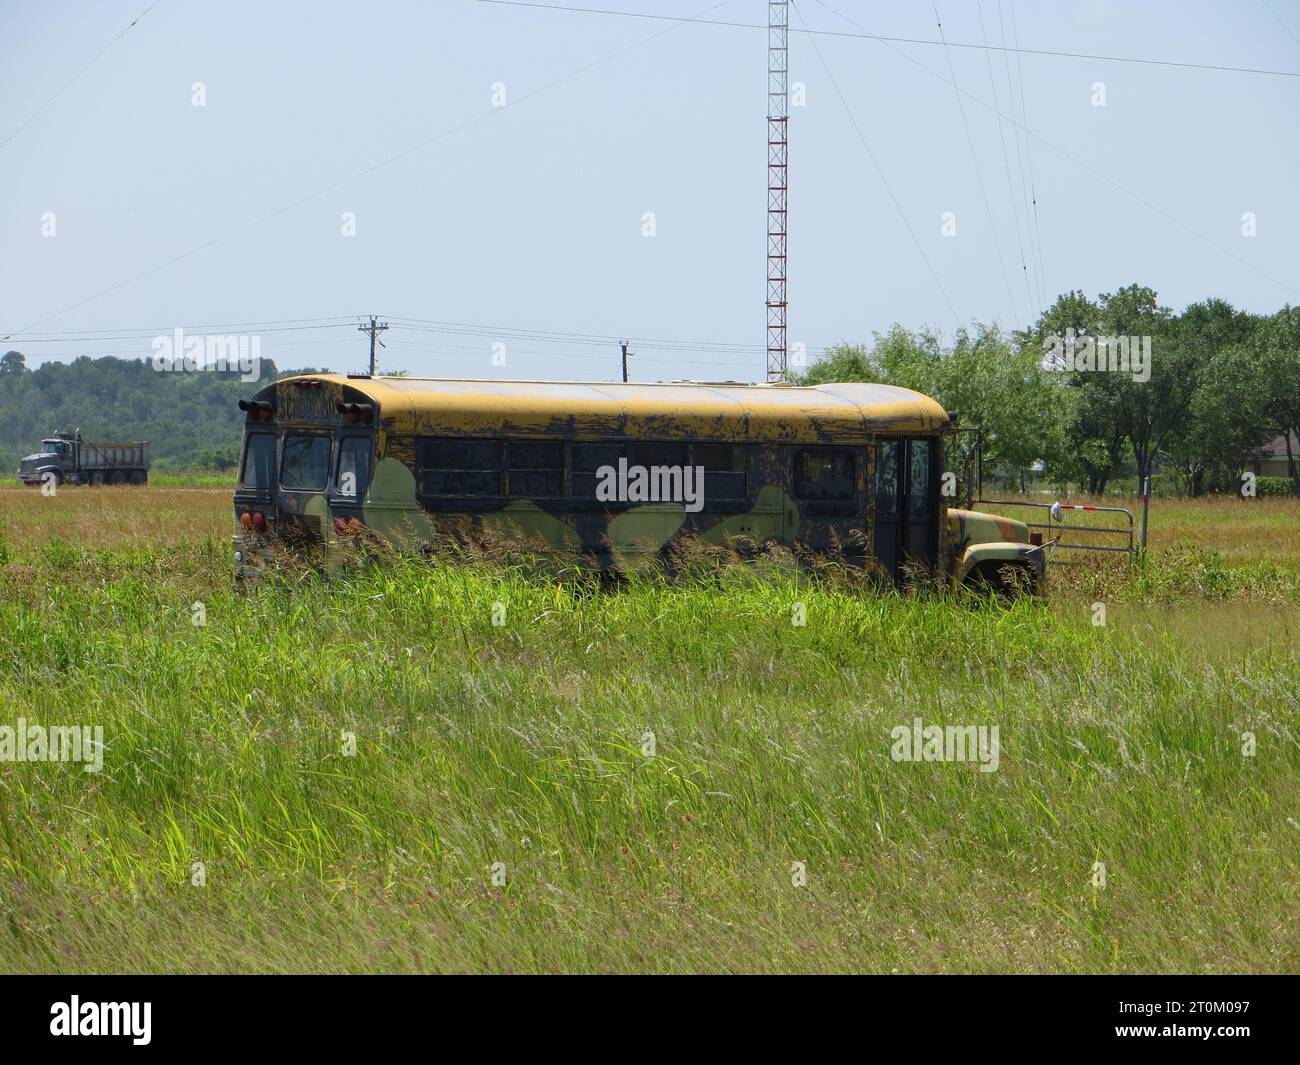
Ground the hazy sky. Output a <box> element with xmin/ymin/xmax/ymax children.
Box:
<box><xmin>3</xmin><ymin>0</ymin><xmax>1298</xmax><ymax>383</ymax></box>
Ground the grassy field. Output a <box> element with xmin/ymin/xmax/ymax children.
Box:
<box><xmin>0</xmin><ymin>484</ymin><xmax>1297</xmax><ymax>973</ymax></box>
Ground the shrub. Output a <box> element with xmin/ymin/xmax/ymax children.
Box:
<box><xmin>1256</xmin><ymin>476</ymin><xmax>1295</xmax><ymax>497</ymax></box>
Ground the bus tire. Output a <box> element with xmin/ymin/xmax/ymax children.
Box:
<box><xmin>964</xmin><ymin>560</ymin><xmax>1037</xmax><ymax>599</ymax></box>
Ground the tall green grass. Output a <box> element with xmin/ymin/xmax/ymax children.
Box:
<box><xmin>146</xmin><ymin>471</ymin><xmax>235</xmax><ymax>488</ymax></box>
<box><xmin>0</xmin><ymin>543</ymin><xmax>1297</xmax><ymax>972</ymax></box>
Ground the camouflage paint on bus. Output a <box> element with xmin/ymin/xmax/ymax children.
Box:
<box><xmin>233</xmin><ymin>374</ymin><xmax>1044</xmax><ymax>589</ymax></box>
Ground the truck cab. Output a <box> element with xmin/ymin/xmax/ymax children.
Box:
<box><xmin>17</xmin><ymin>437</ymin><xmax>73</xmax><ymax>485</ymax></box>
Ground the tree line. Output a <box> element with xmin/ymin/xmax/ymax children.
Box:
<box><xmin>0</xmin><ymin>353</ymin><xmax>281</xmax><ymax>473</ymax></box>
<box><xmin>797</xmin><ymin>285</ymin><xmax>1300</xmax><ymax>497</ymax></box>
<box><xmin>3</xmin><ymin>287</ymin><xmax>1297</xmax><ymax>498</ymax></box>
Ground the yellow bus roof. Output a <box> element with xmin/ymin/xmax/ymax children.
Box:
<box><xmin>287</xmin><ymin>375</ymin><xmax>950</xmax><ymax>442</ymax></box>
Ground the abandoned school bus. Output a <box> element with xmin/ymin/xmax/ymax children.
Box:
<box><xmin>232</xmin><ymin>374</ymin><xmax>1046</xmax><ymax>590</ymax></box>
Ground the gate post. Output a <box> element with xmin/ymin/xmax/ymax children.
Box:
<box><xmin>1140</xmin><ymin>476</ymin><xmax>1151</xmax><ymax>551</ymax></box>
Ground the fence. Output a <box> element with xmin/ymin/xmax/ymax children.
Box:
<box><xmin>976</xmin><ymin>498</ymin><xmax>1136</xmax><ymax>567</ymax></box>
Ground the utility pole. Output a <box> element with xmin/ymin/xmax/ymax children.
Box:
<box><xmin>358</xmin><ymin>315</ymin><xmax>389</xmax><ymax>375</ymax></box>
<box><xmin>621</xmin><ymin>340</ymin><xmax>632</xmax><ymax>383</ymax></box>
<box><xmin>766</xmin><ymin>0</ymin><xmax>789</xmax><ymax>382</ymax></box>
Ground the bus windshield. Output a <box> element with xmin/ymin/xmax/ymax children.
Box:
<box><xmin>281</xmin><ymin>434</ymin><xmax>331</xmax><ymax>491</ymax></box>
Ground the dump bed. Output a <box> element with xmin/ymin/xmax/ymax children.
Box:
<box><xmin>80</xmin><ymin>441</ymin><xmax>150</xmax><ymax>469</ymax></box>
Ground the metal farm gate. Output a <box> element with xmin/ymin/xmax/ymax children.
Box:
<box><xmin>976</xmin><ymin>497</ymin><xmax>1136</xmax><ymax>567</ymax></box>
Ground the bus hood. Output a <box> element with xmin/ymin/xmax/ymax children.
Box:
<box><xmin>947</xmin><ymin>507</ymin><xmax>1030</xmax><ymax>546</ymax></box>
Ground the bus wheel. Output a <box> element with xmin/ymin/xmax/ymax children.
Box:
<box><xmin>964</xmin><ymin>560</ymin><xmax>1036</xmax><ymax>599</ymax></box>
<box><xmin>110</xmin><ymin>470</ymin><xmax>127</xmax><ymax>486</ymax></box>
<box><xmin>129</xmin><ymin>470</ymin><xmax>146</xmax><ymax>486</ymax></box>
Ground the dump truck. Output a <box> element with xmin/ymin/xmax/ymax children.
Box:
<box><xmin>17</xmin><ymin>430</ymin><xmax>151</xmax><ymax>486</ymax></box>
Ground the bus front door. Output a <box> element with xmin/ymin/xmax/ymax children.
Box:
<box><xmin>873</xmin><ymin>437</ymin><xmax>938</xmax><ymax>581</ymax></box>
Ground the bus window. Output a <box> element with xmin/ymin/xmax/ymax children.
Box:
<box><xmin>795</xmin><ymin>450</ymin><xmax>854</xmax><ymax>500</ymax></box>
<box><xmin>633</xmin><ymin>442</ymin><xmax>689</xmax><ymax>467</ymax></box>
<box><xmin>417</xmin><ymin>437</ymin><xmax>501</xmax><ymax>497</ymax></box>
<box><xmin>908</xmin><ymin>439</ymin><xmax>931</xmax><ymax>516</ymax></box>
<box><xmin>875</xmin><ymin>440</ymin><xmax>900</xmax><ymax>516</ymax></box>
<box><xmin>336</xmin><ymin>437</ymin><xmax>372</xmax><ymax>500</ymax></box>
<box><xmin>281</xmin><ymin>435</ymin><xmax>331</xmax><ymax>491</ymax></box>
<box><xmin>572</xmin><ymin>442</ymin><xmax>626</xmax><ymax>498</ymax></box>
<box><xmin>693</xmin><ymin>443</ymin><xmax>747</xmax><ymax>500</ymax></box>
<box><xmin>241</xmin><ymin>433</ymin><xmax>277</xmax><ymax>489</ymax></box>
<box><xmin>506</xmin><ymin>440</ymin><xmax>564</xmax><ymax>497</ymax></box>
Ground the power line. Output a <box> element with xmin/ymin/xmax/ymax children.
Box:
<box><xmin>16</xmin><ymin>335</ymin><xmax>366</xmax><ymax>363</ymax></box>
<box><xmin>8</xmin><ymin>321</ymin><xmax>359</xmax><ymax>344</ymax></box>
<box><xmin>791</xmin><ymin>1</ymin><xmax>961</xmax><ymax>328</ymax></box>
<box><xmin>0</xmin><ymin>1</ymin><xmax>164</xmax><ymax>153</ymax></box>
<box><xmin>12</xmin><ymin>312</ymin><xmax>821</xmax><ymax>367</ymax></box>
<box><xmin>322</xmin><ymin>337</ymin><xmax>769</xmax><ymax>373</ymax></box>
<box><xmin>995</xmin><ymin>0</ymin><xmax>1044</xmax><ymax>311</ymax></box>
<box><xmin>19</xmin><ymin>333</ymin><xmax>782</xmax><ymax>374</ymax></box>
<box><xmin>9</xmin><ymin>314</ymin><xmax>786</xmax><ymax>356</ymax></box>
<box><xmin>6</xmin><ymin>315</ymin><xmax>359</xmax><ymax>339</ymax></box>
<box><xmin>930</xmin><ymin>1</ymin><xmax>1014</xmax><ymax>323</ymax></box>
<box><xmin>976</xmin><ymin>0</ymin><xmax>1034</xmax><ymax>317</ymax></box>
<box><xmin>379</xmin><ymin>314</ymin><xmax>775</xmax><ymax>353</ymax></box>
<box><xmin>382</xmin><ymin>341</ymin><xmax>758</xmax><ymax>372</ymax></box>
<box><xmin>6</xmin><ymin>0</ymin><xmax>737</xmax><ymax>339</ymax></box>
<box><xmin>1007</xmin><ymin>0</ymin><xmax>1050</xmax><ymax>312</ymax></box>
<box><xmin>815</xmin><ymin>0</ymin><xmax>1300</xmax><ymax>301</ymax></box>
<box><xmin>1261</xmin><ymin>0</ymin><xmax>1300</xmax><ymax>51</ymax></box>
<box><xmin>477</xmin><ymin>1</ymin><xmax>1300</xmax><ymax>79</ymax></box>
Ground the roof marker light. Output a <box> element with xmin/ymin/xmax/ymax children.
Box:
<box><xmin>336</xmin><ymin>402</ymin><xmax>374</xmax><ymax>425</ymax></box>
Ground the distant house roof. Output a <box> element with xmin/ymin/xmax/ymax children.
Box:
<box><xmin>1263</xmin><ymin>431</ymin><xmax>1299</xmax><ymax>458</ymax></box>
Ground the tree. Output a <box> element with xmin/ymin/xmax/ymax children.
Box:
<box><xmin>1096</xmin><ymin>285</ymin><xmax>1182</xmax><ymax>492</ymax></box>
<box><xmin>1022</xmin><ymin>291</ymin><xmax>1124</xmax><ymax>494</ymax></box>
<box><xmin>799</xmin><ymin>322</ymin><xmax>1072</xmax><ymax>497</ymax></box>
<box><xmin>0</xmin><ymin>350</ymin><xmax>25</xmax><ymax>374</ymax></box>
<box><xmin>1254</xmin><ymin>305</ymin><xmax>1300</xmax><ymax>495</ymax></box>
<box><xmin>0</xmin><ymin>354</ymin><xmax>282</xmax><ymax>470</ymax></box>
<box><xmin>1026</xmin><ymin>285</ymin><xmax>1212</xmax><ymax>495</ymax></box>
<box><xmin>1161</xmin><ymin>301</ymin><xmax>1264</xmax><ymax>494</ymax></box>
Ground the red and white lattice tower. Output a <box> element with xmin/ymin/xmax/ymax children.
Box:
<box><xmin>766</xmin><ymin>0</ymin><xmax>789</xmax><ymax>381</ymax></box>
